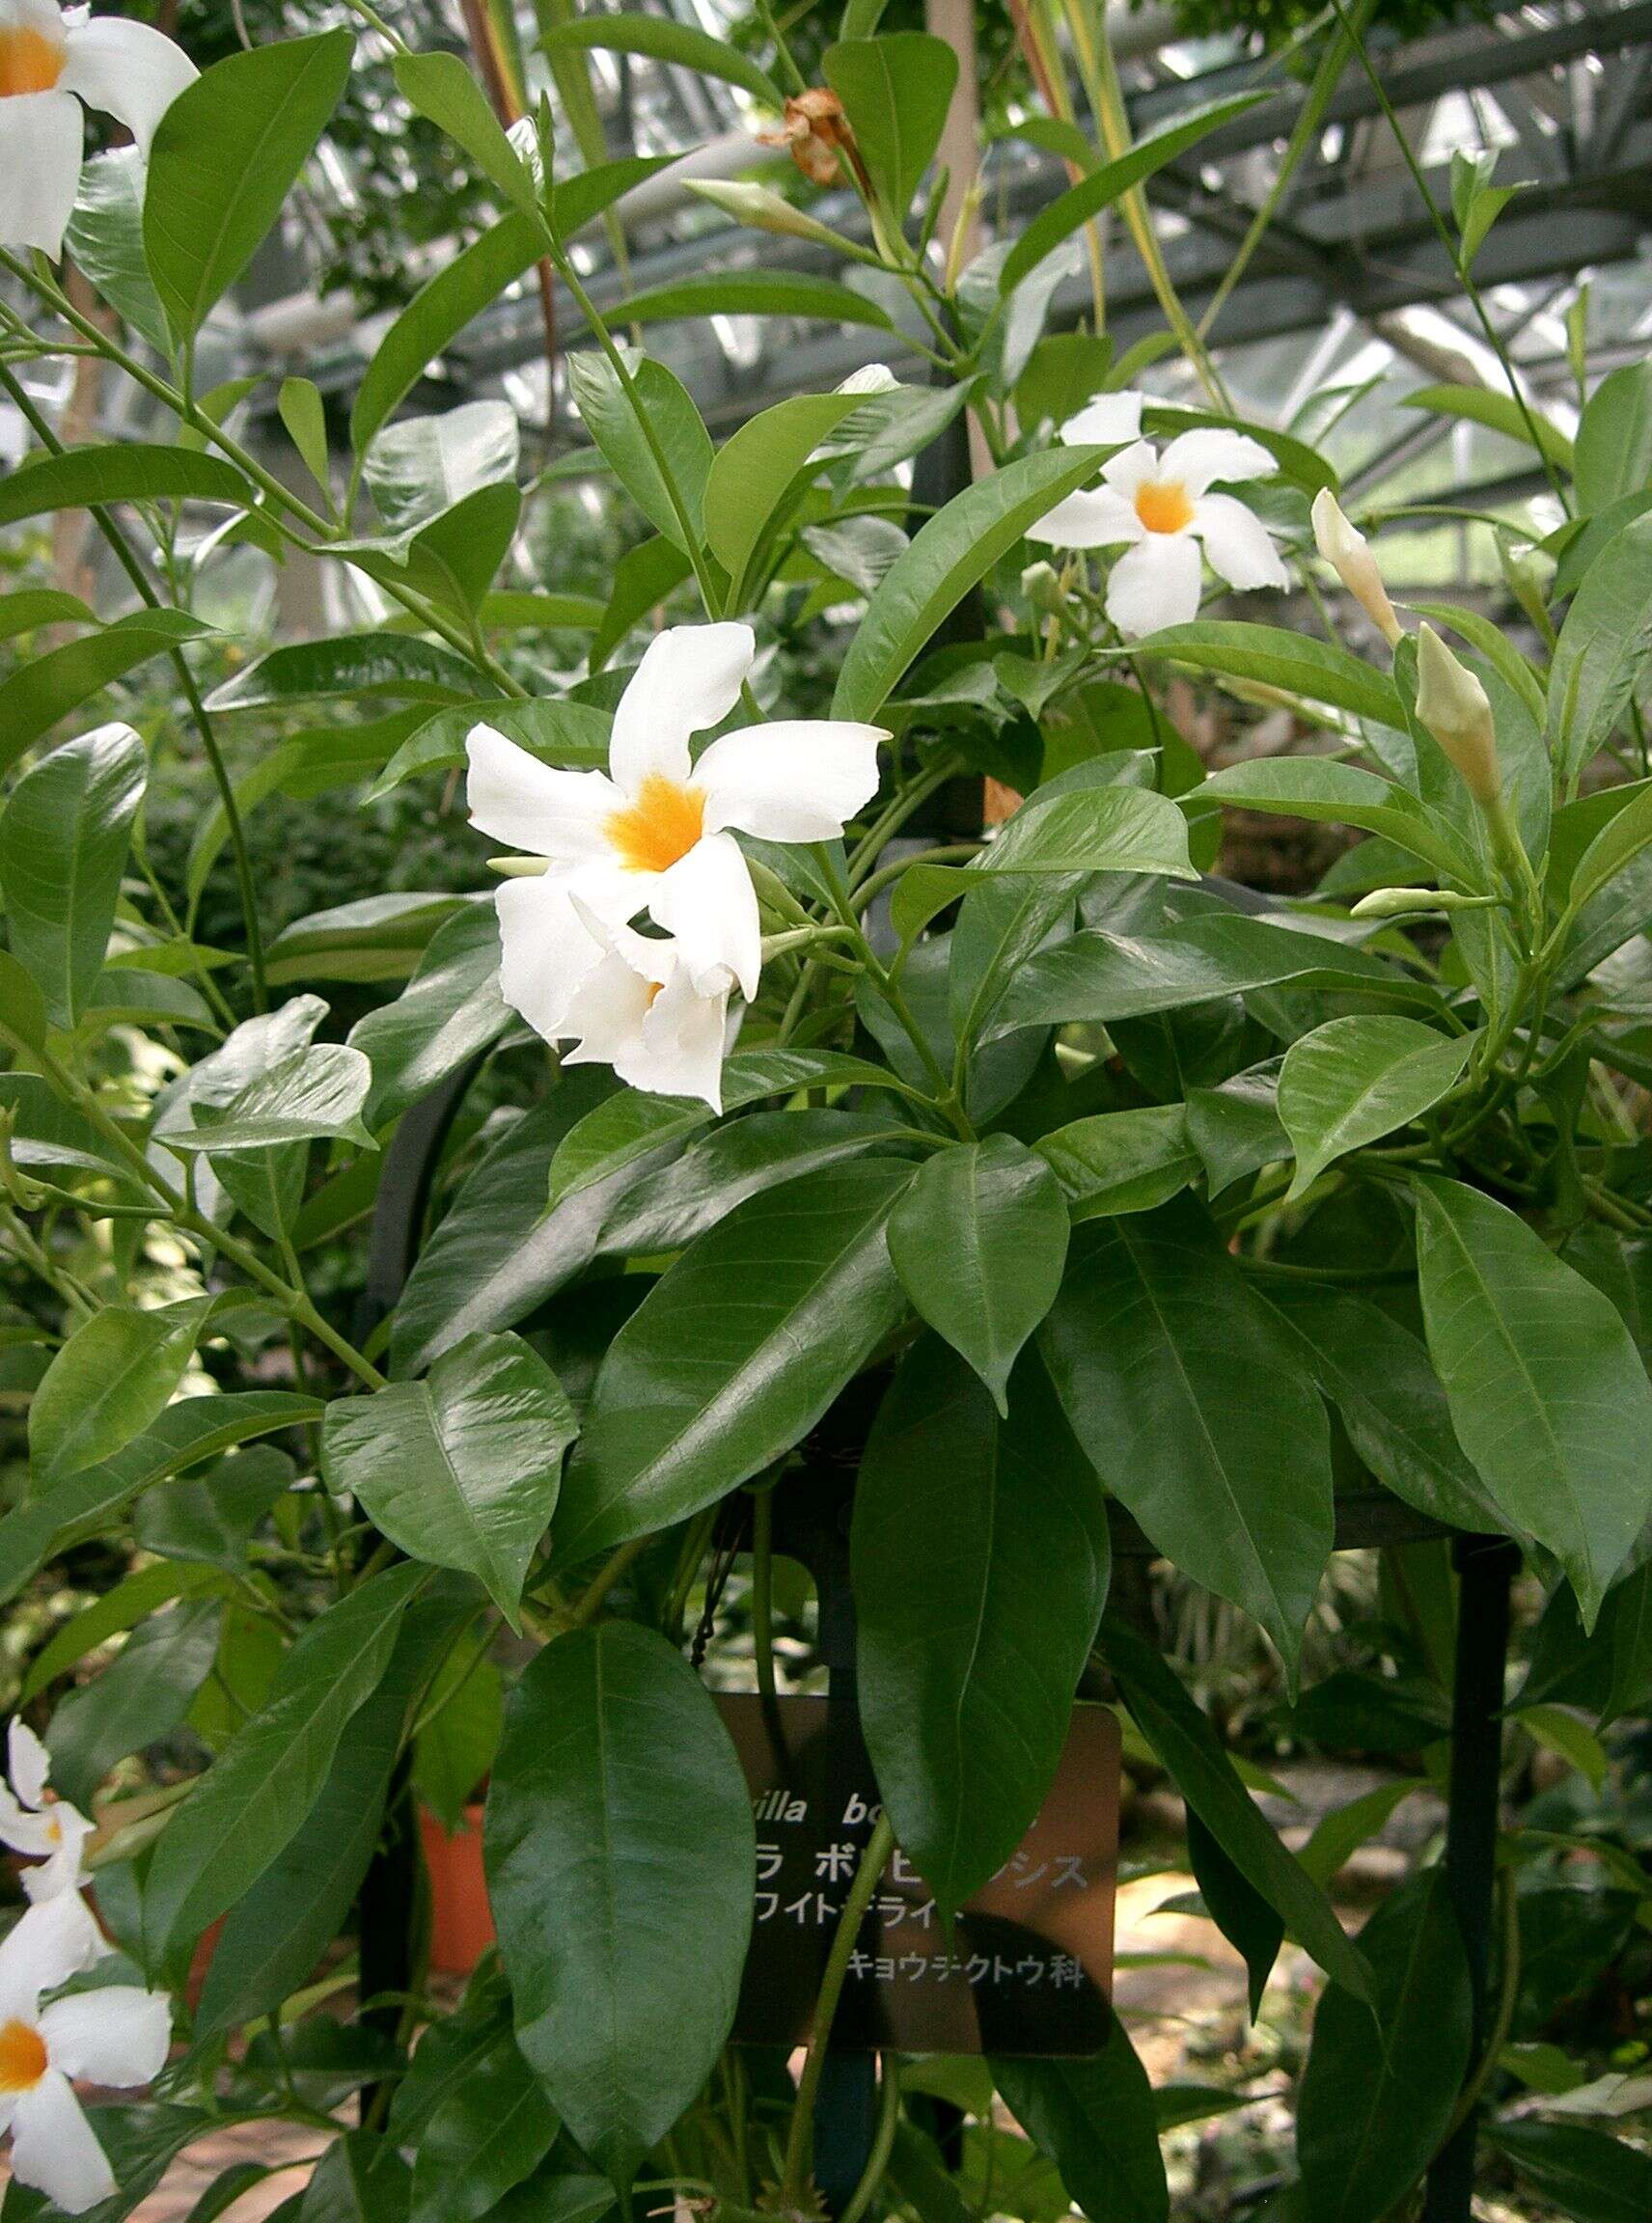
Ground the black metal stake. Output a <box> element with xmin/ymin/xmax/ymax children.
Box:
<box><xmin>1422</xmin><ymin>1533</ymin><xmax>1519</xmax><ymax>2223</ymax></box>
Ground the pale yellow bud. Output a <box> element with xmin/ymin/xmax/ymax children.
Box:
<box><xmin>1311</xmin><ymin>489</ymin><xmax>1403</xmax><ymax>647</ymax></box>
<box><xmin>1021</xmin><ymin>561</ymin><xmax>1063</xmax><ymax>615</ymax></box>
<box><xmin>1415</xmin><ymin>624</ymin><xmax>1501</xmax><ymax>807</ymax></box>
<box><xmin>685</xmin><ymin>179</ymin><xmax>862</xmax><ymax>259</ymax></box>
<box><xmin>1351</xmin><ymin>886</ymin><xmax>1498</xmax><ymax>919</ymax></box>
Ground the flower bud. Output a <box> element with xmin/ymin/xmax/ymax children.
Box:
<box><xmin>1415</xmin><ymin>624</ymin><xmax>1501</xmax><ymax>806</ymax></box>
<box><xmin>686</xmin><ymin>179</ymin><xmax>862</xmax><ymax>259</ymax></box>
<box><xmin>1351</xmin><ymin>886</ymin><xmax>1496</xmax><ymax>919</ymax></box>
<box><xmin>1021</xmin><ymin>561</ymin><xmax>1063</xmax><ymax>615</ymax></box>
<box><xmin>1311</xmin><ymin>490</ymin><xmax>1403</xmax><ymax>647</ymax></box>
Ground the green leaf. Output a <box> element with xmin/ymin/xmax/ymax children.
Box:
<box><xmin>206</xmin><ymin>634</ymin><xmax>494</xmax><ymax>712</ymax></box>
<box><xmin>538</xmin><ymin>14</ymin><xmax>782</xmax><ymax>109</ymax></box>
<box><xmin>703</xmin><ymin>392</ymin><xmax>869</xmax><ymax>601</ymax></box>
<box><xmin>485</xmin><ymin>1622</ymin><xmax>755</xmax><ymax>2189</ymax></box>
<box><xmin>604</xmin><ymin>271</ymin><xmax>895</xmax><ymax>332</ymax></box>
<box><xmin>366</xmin><ymin>698</ymin><xmax>609</xmax><ymax>803</ymax></box>
<box><xmin>1548</xmin><ymin>512</ymin><xmax>1652</xmax><ymax>791</ymax></box>
<box><xmin>349</xmin><ymin>905</ymin><xmax>509</xmax><ymax>1134</ymax></box>
<box><xmin>322</xmin><ymin>1331</ymin><xmax>575</xmax><ymax>1629</ymax></box>
<box><xmin>833</xmin><ymin>445</ymin><xmax>1113</xmax><ymax>723</ymax></box>
<box><xmin>1414</xmin><ymin>1176</ymin><xmax>1652</xmax><ymax>1624</ymax></box>
<box><xmin>887</xmin><ymin>1137</ymin><xmax>1069</xmax><ymax>1413</ymax></box>
<box><xmin>21</xmin><ymin>1562</ymin><xmax>225</xmax><ymax>1704</ymax></box>
<box><xmin>1000</xmin><ymin>92</ymin><xmax>1268</xmax><ymax>294</ymax></box>
<box><xmin>854</xmin><ymin>1339</ymin><xmax>1107</xmax><ymax>1911</ymax></box>
<box><xmin>1101</xmin><ymin>1616</ymin><xmax>1370</xmax><ymax>1997</ymax></box>
<box><xmin>1036</xmin><ymin>1105</ymin><xmax>1199</xmax><ymax>1220</ymax></box>
<box><xmin>29</xmin><ymin>1298</ymin><xmax>210</xmax><ymax>1482</ymax></box>
<box><xmin>823</xmin><ymin>34</ymin><xmax>958</xmax><ymax>217</ymax></box>
<box><xmin>991</xmin><ymin>2035</ymin><xmax>1168</xmax><ymax>2223</ymax></box>
<box><xmin>1564</xmin><ymin>778</ymin><xmax>1652</xmax><ymax>918</ymax></box>
<box><xmin>413</xmin><ymin>1643</ymin><xmax>503</xmax><ymax>1829</ymax></box>
<box><xmin>1130</xmin><ymin>622</ymin><xmax>1405</xmax><ymax>730</ymax></box>
<box><xmin>551</xmin><ymin>153</ymin><xmax>676</xmax><ymax>241</ymax></box>
<box><xmin>1402</xmin><ymin>382</ymin><xmax>1575</xmax><ymax>471</ymax></box>
<box><xmin>163</xmin><ymin>1041</ymin><xmax>373</xmax><ymax>1154</ymax></box>
<box><xmin>278</xmin><ymin>374</ymin><xmax>331</xmax><ymax>499</ymax></box>
<box><xmin>555</xmin><ymin>1162</ymin><xmax>917</xmax><ymax>1565</ymax></box>
<box><xmin>1277</xmin><ymin>1015</ymin><xmax>1475</xmax><ymax>1198</ymax></box>
<box><xmin>44</xmin><ymin>1599</ymin><xmax>222</xmax><ymax>1811</ymax></box>
<box><xmin>145</xmin><ymin>1562</ymin><xmax>427</xmax><ymax>1955</ymax></box>
<box><xmin>135</xmin><ymin>1443</ymin><xmax>294</xmax><ymax>1572</ymax></box>
<box><xmin>0</xmin><ymin>446</ymin><xmax>255</xmax><ymax>531</ymax></box>
<box><xmin>0</xmin><ymin>611</ymin><xmax>208</xmax><ymax>777</ymax></box>
<box><xmin>1041</xmin><ymin>1199</ymin><xmax>1333</xmax><ymax>1674</ymax></box>
<box><xmin>566</xmin><ymin>353</ymin><xmax>711</xmax><ymax>557</ymax></box>
<box><xmin>1574</xmin><ymin>359</ymin><xmax>1652</xmax><ymax>516</ymax></box>
<box><xmin>1296</xmin><ymin>1869</ymin><xmax>1473</xmax><ymax>2223</ymax></box>
<box><xmin>968</xmin><ymin>783</ymin><xmax>1196</xmax><ymax>886</ymax></box>
<box><xmin>64</xmin><ymin>148</ymin><xmax>172</xmax><ymax>354</ymax></box>
<box><xmin>1199</xmin><ymin>757</ymin><xmax>1479</xmax><ymax>884</ymax></box>
<box><xmin>996</xmin><ymin>913</ymin><xmax>1426</xmax><ymax>1033</ymax></box>
<box><xmin>353</xmin><ymin>213</ymin><xmax>541</xmax><ymax>456</ymax></box>
<box><xmin>1186</xmin><ymin>1809</ymin><xmax>1282</xmax><ymax>2018</ymax></box>
<box><xmin>412</xmin><ymin>2028</ymin><xmax>561</xmax><ymax>2223</ymax></box>
<box><xmin>393</xmin><ymin>51</ymin><xmax>546</xmax><ymax>234</ymax></box>
<box><xmin>1488</xmin><ymin>2121</ymin><xmax>1652</xmax><ymax>2223</ymax></box>
<box><xmin>0</xmin><ymin>720</ymin><xmax>146</xmax><ymax>1027</ymax></box>
<box><xmin>145</xmin><ymin>31</ymin><xmax>356</xmax><ymax>346</ymax></box>
<box><xmin>363</xmin><ymin>400</ymin><xmax>518</xmax><ymax>535</ymax></box>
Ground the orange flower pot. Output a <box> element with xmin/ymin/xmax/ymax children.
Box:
<box><xmin>419</xmin><ymin>1804</ymin><xmax>494</xmax><ymax>1976</ymax></box>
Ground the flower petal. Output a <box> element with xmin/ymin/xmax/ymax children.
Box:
<box><xmin>697</xmin><ymin>720</ymin><xmax>883</xmax><ymax>843</ymax></box>
<box><xmin>1194</xmin><ymin>491</ymin><xmax>1290</xmax><ymax>591</ymax></box>
<box><xmin>1157</xmin><ymin>427</ymin><xmax>1276</xmax><ymax>498</ymax></box>
<box><xmin>0</xmin><ymin>1892</ymin><xmax>107</xmax><ymax>2026</ymax></box>
<box><xmin>8</xmin><ymin>2071</ymin><xmax>115</xmax><ymax>2215</ymax></box>
<box><xmin>1105</xmin><ymin>533</ymin><xmax>1202</xmax><ymax>639</ymax></box>
<box><xmin>494</xmin><ymin>876</ymin><xmax>606</xmax><ymax>1045</ymax></box>
<box><xmin>649</xmin><ymin>831</ymin><xmax>761</xmax><ymax>1002</ymax></box>
<box><xmin>39</xmin><ymin>1986</ymin><xmax>171</xmax><ymax>2087</ymax></box>
<box><xmin>19</xmin><ymin>1805</ymin><xmax>93</xmax><ymax>1903</ymax></box>
<box><xmin>1060</xmin><ymin>390</ymin><xmax>1144</xmax><ymax>446</ymax></box>
<box><xmin>633</xmin><ymin>964</ymin><xmax>733</xmax><ymax>1112</ymax></box>
<box><xmin>1099</xmin><ymin>440</ymin><xmax>1161</xmax><ymax>497</ymax></box>
<box><xmin>465</xmin><ymin>725</ymin><xmax>619</xmax><ymax>863</ymax></box>
<box><xmin>0</xmin><ymin>90</ymin><xmax>80</xmax><ymax>257</ymax></box>
<box><xmin>609</xmin><ymin>622</ymin><xmax>755</xmax><ymax>795</ymax></box>
<box><xmin>1025</xmin><ymin>486</ymin><xmax>1142</xmax><ymax>551</ymax></box>
<box><xmin>0</xmin><ymin>1800</ymin><xmax>57</xmax><ymax>1859</ymax></box>
<box><xmin>59</xmin><ymin>17</ymin><xmax>195</xmax><ymax>153</ymax></box>
<box><xmin>7</xmin><ymin>1720</ymin><xmax>49</xmax><ymax>1810</ymax></box>
<box><xmin>560</xmin><ymin>947</ymin><xmax>659</xmax><ymax>1069</ymax></box>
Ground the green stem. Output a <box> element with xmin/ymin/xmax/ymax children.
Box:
<box><xmin>751</xmin><ymin>1485</ymin><xmax>777</xmax><ymax>1708</ymax></box>
<box><xmin>780</xmin><ymin>1811</ymin><xmax>895</xmax><ymax>2207</ymax></box>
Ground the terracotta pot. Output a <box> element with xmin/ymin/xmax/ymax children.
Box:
<box><xmin>419</xmin><ymin>1803</ymin><xmax>494</xmax><ymax>1975</ymax></box>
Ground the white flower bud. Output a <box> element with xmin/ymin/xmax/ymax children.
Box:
<box><xmin>1021</xmin><ymin>561</ymin><xmax>1063</xmax><ymax>615</ymax></box>
<box><xmin>1311</xmin><ymin>489</ymin><xmax>1403</xmax><ymax>647</ymax></box>
<box><xmin>686</xmin><ymin>179</ymin><xmax>861</xmax><ymax>258</ymax></box>
<box><xmin>1415</xmin><ymin>624</ymin><xmax>1501</xmax><ymax>807</ymax></box>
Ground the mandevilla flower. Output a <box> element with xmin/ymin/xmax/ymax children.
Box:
<box><xmin>1028</xmin><ymin>395</ymin><xmax>1288</xmax><ymax>638</ymax></box>
<box><xmin>0</xmin><ymin>1</ymin><xmax>196</xmax><ymax>257</ymax></box>
<box><xmin>559</xmin><ymin>910</ymin><xmax>738</xmax><ymax>1112</ymax></box>
<box><xmin>0</xmin><ymin>1720</ymin><xmax>92</xmax><ymax>1903</ymax></box>
<box><xmin>467</xmin><ymin>622</ymin><xmax>884</xmax><ymax>1090</ymax></box>
<box><xmin>0</xmin><ymin>1889</ymin><xmax>171</xmax><ymax>2215</ymax></box>
<box><xmin>1416</xmin><ymin>622</ymin><xmax>1501</xmax><ymax>806</ymax></box>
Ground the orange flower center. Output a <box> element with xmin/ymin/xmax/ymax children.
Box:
<box><xmin>1134</xmin><ymin>480</ymin><xmax>1195</xmax><ymax>535</ymax></box>
<box><xmin>606</xmin><ymin>774</ymin><xmax>706</xmax><ymax>875</ymax></box>
<box><xmin>0</xmin><ymin>27</ymin><xmax>65</xmax><ymax>97</ymax></box>
<box><xmin>0</xmin><ymin>2019</ymin><xmax>47</xmax><ymax>2094</ymax></box>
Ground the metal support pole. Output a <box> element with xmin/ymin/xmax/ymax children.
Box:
<box><xmin>1422</xmin><ymin>1533</ymin><xmax>1519</xmax><ymax>2223</ymax></box>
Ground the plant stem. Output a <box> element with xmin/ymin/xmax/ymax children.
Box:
<box><xmin>751</xmin><ymin>1485</ymin><xmax>777</xmax><ymax>1707</ymax></box>
<box><xmin>780</xmin><ymin>1811</ymin><xmax>895</xmax><ymax>2207</ymax></box>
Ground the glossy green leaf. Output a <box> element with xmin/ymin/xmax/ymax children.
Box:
<box><xmin>855</xmin><ymin>1339</ymin><xmax>1108</xmax><ymax>1911</ymax></box>
<box><xmin>1130</xmin><ymin>622</ymin><xmax>1405</xmax><ymax>729</ymax></box>
<box><xmin>1186</xmin><ymin>1809</ymin><xmax>1282</xmax><ymax>2018</ymax></box>
<box><xmin>1036</xmin><ymin>1105</ymin><xmax>1199</xmax><ymax>1220</ymax></box>
<box><xmin>1414</xmin><ymin>1176</ymin><xmax>1652</xmax><ymax>1624</ymax></box>
<box><xmin>833</xmin><ymin>445</ymin><xmax>1111</xmax><ymax>723</ymax></box>
<box><xmin>0</xmin><ymin>446</ymin><xmax>253</xmax><ymax>531</ymax></box>
<box><xmin>206</xmin><ymin>635</ymin><xmax>493</xmax><ymax>712</ymax></box>
<box><xmin>1278</xmin><ymin>1015</ymin><xmax>1475</xmax><ymax>1199</ymax></box>
<box><xmin>135</xmin><ymin>1444</ymin><xmax>294</xmax><ymax>1572</ymax></box>
<box><xmin>1488</xmin><ymin>2121</ymin><xmax>1652</xmax><ymax>2223</ymax></box>
<box><xmin>887</xmin><ymin>1137</ymin><xmax>1069</xmax><ymax>1412</ymax></box>
<box><xmin>0</xmin><ymin>721</ymin><xmax>146</xmax><ymax>1026</ymax></box>
<box><xmin>603</xmin><ymin>271</ymin><xmax>896</xmax><ymax>332</ymax></box>
<box><xmin>1574</xmin><ymin>359</ymin><xmax>1652</xmax><ymax>516</ymax></box>
<box><xmin>1198</xmin><ymin>756</ymin><xmax>1478</xmax><ymax>882</ymax></box>
<box><xmin>393</xmin><ymin>50</ymin><xmax>545</xmax><ymax>232</ymax></box>
<box><xmin>413</xmin><ymin>1641</ymin><xmax>504</xmax><ymax>1829</ymax></box>
<box><xmin>703</xmin><ymin>391</ymin><xmax>868</xmax><ymax>599</ymax></box>
<box><xmin>20</xmin><ymin>1562</ymin><xmax>226</xmax><ymax>1704</ymax></box>
<box><xmin>556</xmin><ymin>1162</ymin><xmax>917</xmax><ymax>1564</ymax></box>
<box><xmin>1548</xmin><ymin>513</ymin><xmax>1652</xmax><ymax>791</ymax></box>
<box><xmin>352</xmin><ymin>214</ymin><xmax>540</xmax><ymax>456</ymax></box>
<box><xmin>823</xmin><ymin>34</ymin><xmax>958</xmax><ymax>216</ymax></box>
<box><xmin>965</xmin><ymin>783</ymin><xmax>1196</xmax><ymax>885</ymax></box>
<box><xmin>349</xmin><ymin>905</ymin><xmax>509</xmax><ymax>1134</ymax></box>
<box><xmin>538</xmin><ymin>14</ymin><xmax>783</xmax><ymax>108</ymax></box>
<box><xmin>485</xmin><ymin>1622</ymin><xmax>755</xmax><ymax>2188</ymax></box>
<box><xmin>164</xmin><ymin>1041</ymin><xmax>372</xmax><ymax>1155</ymax></box>
<box><xmin>363</xmin><ymin>400</ymin><xmax>519</xmax><ymax>535</ymax></box>
<box><xmin>566</xmin><ymin>353</ymin><xmax>711</xmax><ymax>556</ymax></box>
<box><xmin>1402</xmin><ymin>382</ymin><xmax>1574</xmax><ymax>470</ymax></box>
<box><xmin>1297</xmin><ymin>1869</ymin><xmax>1473</xmax><ymax>2223</ymax></box>
<box><xmin>146</xmin><ymin>31</ymin><xmax>356</xmax><ymax>345</ymax></box>
<box><xmin>1041</xmin><ymin>1199</ymin><xmax>1333</xmax><ymax>1673</ymax></box>
<box><xmin>64</xmin><ymin>147</ymin><xmax>171</xmax><ymax>353</ymax></box>
<box><xmin>1565</xmin><ymin>779</ymin><xmax>1652</xmax><ymax>918</ymax></box>
<box><xmin>1000</xmin><ymin>91</ymin><xmax>1267</xmax><ymax>294</ymax></box>
<box><xmin>145</xmin><ymin>1561</ymin><xmax>427</xmax><ymax>1954</ymax></box>
<box><xmin>0</xmin><ymin>611</ymin><xmax>207</xmax><ymax>777</ymax></box>
<box><xmin>367</xmin><ymin>698</ymin><xmax>609</xmax><ymax>803</ymax></box>
<box><xmin>30</xmin><ymin>1297</ymin><xmax>211</xmax><ymax>1482</ymax></box>
<box><xmin>323</xmin><ymin>1331</ymin><xmax>575</xmax><ymax>1627</ymax></box>
<box><xmin>411</xmin><ymin>2026</ymin><xmax>560</xmax><ymax>2223</ymax></box>
<box><xmin>992</xmin><ymin>2034</ymin><xmax>1168</xmax><ymax>2223</ymax></box>
<box><xmin>1102</xmin><ymin>1616</ymin><xmax>1369</xmax><ymax>1996</ymax></box>
<box><xmin>45</xmin><ymin>1598</ymin><xmax>222</xmax><ymax>1811</ymax></box>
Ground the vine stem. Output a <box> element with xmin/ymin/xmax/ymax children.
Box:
<box><xmin>0</xmin><ymin>359</ymin><xmax>270</xmax><ymax>1011</ymax></box>
<box><xmin>780</xmin><ymin>1811</ymin><xmax>895</xmax><ymax>2208</ymax></box>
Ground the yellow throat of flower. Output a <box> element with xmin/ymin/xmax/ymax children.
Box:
<box><xmin>606</xmin><ymin>774</ymin><xmax>706</xmax><ymax>874</ymax></box>
<box><xmin>1134</xmin><ymin>480</ymin><xmax>1195</xmax><ymax>535</ymax></box>
<box><xmin>0</xmin><ymin>26</ymin><xmax>65</xmax><ymax>97</ymax></box>
<box><xmin>0</xmin><ymin>2019</ymin><xmax>47</xmax><ymax>2094</ymax></box>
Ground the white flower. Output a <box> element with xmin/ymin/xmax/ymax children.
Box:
<box><xmin>0</xmin><ymin>1721</ymin><xmax>93</xmax><ymax>1904</ymax></box>
<box><xmin>467</xmin><ymin>620</ymin><xmax>884</xmax><ymax>1025</ymax></box>
<box><xmin>0</xmin><ymin>0</ymin><xmax>197</xmax><ymax>258</ymax></box>
<box><xmin>0</xmin><ymin>1890</ymin><xmax>170</xmax><ymax>2215</ymax></box>
<box><xmin>1028</xmin><ymin>419</ymin><xmax>1289</xmax><ymax>639</ymax></box>
<box><xmin>1311</xmin><ymin>488</ymin><xmax>1404</xmax><ymax>647</ymax></box>
<box><xmin>0</xmin><ymin>400</ymin><xmax>26</xmax><ymax>471</ymax></box>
